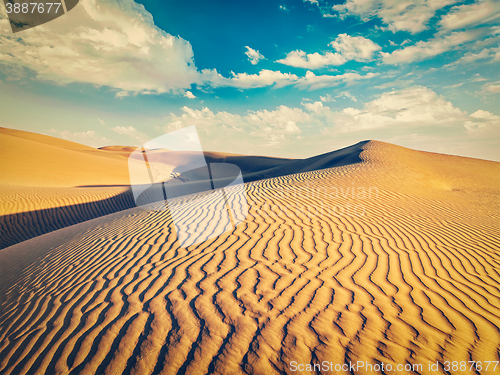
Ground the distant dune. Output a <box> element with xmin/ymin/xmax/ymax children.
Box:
<box><xmin>0</xmin><ymin>128</ymin><xmax>368</xmax><ymax>249</ymax></box>
<box><xmin>0</xmin><ymin>128</ymin><xmax>499</xmax><ymax>374</ymax></box>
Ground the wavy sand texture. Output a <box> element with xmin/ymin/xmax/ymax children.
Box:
<box><xmin>0</xmin><ymin>128</ymin><xmax>365</xmax><ymax>249</ymax></box>
<box><xmin>0</xmin><ymin>141</ymin><xmax>499</xmax><ymax>375</ymax></box>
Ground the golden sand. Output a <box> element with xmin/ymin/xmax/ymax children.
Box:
<box><xmin>0</xmin><ymin>133</ymin><xmax>499</xmax><ymax>374</ymax></box>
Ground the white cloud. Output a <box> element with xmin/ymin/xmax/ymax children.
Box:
<box><xmin>318</xmin><ymin>86</ymin><xmax>466</xmax><ymax>132</ymax></box>
<box><xmin>169</xmin><ymin>86</ymin><xmax>468</xmax><ymax>136</ymax></box>
<box><xmin>49</xmin><ymin>129</ymin><xmax>111</xmax><ymax>147</ymax></box>
<box><xmin>331</xmin><ymin>0</ymin><xmax>458</xmax><ymax>33</ymax></box>
<box><xmin>302</xmin><ymin>100</ymin><xmax>326</xmax><ymax>114</ymax></box>
<box><xmin>464</xmin><ymin>110</ymin><xmax>500</xmax><ymax>132</ymax></box>
<box><xmin>245</xmin><ymin>46</ymin><xmax>265</xmax><ymax>65</ymax></box>
<box><xmin>439</xmin><ymin>0</ymin><xmax>500</xmax><ymax>30</ymax></box>
<box><xmin>328</xmin><ymin>34</ymin><xmax>381</xmax><ymax>61</ymax></box>
<box><xmin>276</xmin><ymin>50</ymin><xmax>347</xmax><ymax>69</ymax></box>
<box><xmin>0</xmin><ymin>0</ymin><xmax>198</xmax><ymax>95</ymax></box>
<box><xmin>483</xmin><ymin>81</ymin><xmax>500</xmax><ymax>93</ymax></box>
<box><xmin>115</xmin><ymin>91</ymin><xmax>130</xmax><ymax>98</ymax></box>
<box><xmin>319</xmin><ymin>94</ymin><xmax>336</xmax><ymax>102</ymax></box>
<box><xmin>162</xmin><ymin>86</ymin><xmax>498</xmax><ymax>158</ymax></box>
<box><xmin>0</xmin><ymin>2</ymin><xmax>381</xmax><ymax>95</ymax></box>
<box><xmin>294</xmin><ymin>71</ymin><xmax>378</xmax><ymax>90</ymax></box>
<box><xmin>184</xmin><ymin>91</ymin><xmax>196</xmax><ymax>99</ymax></box>
<box><xmin>336</xmin><ymin>91</ymin><xmax>357</xmax><ymax>102</ymax></box>
<box><xmin>98</xmin><ymin>118</ymin><xmax>106</xmax><ymax>126</ymax></box>
<box><xmin>112</xmin><ymin>125</ymin><xmax>148</xmax><ymax>143</ymax></box>
<box><xmin>447</xmin><ymin>48</ymin><xmax>492</xmax><ymax>65</ymax></box>
<box><xmin>200</xmin><ymin>69</ymin><xmax>298</xmax><ymax>89</ymax></box>
<box><xmin>198</xmin><ymin>69</ymin><xmax>377</xmax><ymax>90</ymax></box>
<box><xmin>276</xmin><ymin>34</ymin><xmax>380</xmax><ymax>69</ymax></box>
<box><xmin>470</xmin><ymin>110</ymin><xmax>499</xmax><ymax>120</ymax></box>
<box><xmin>321</xmin><ymin>87</ymin><xmax>498</xmax><ymax>135</ymax></box>
<box><xmin>165</xmin><ymin>105</ymin><xmax>310</xmax><ymax>147</ymax></box>
<box><xmin>381</xmin><ymin>31</ymin><xmax>478</xmax><ymax>64</ymax></box>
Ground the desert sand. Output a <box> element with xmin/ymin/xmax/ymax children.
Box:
<box><xmin>1</xmin><ymin>130</ymin><xmax>500</xmax><ymax>375</ymax></box>
<box><xmin>0</xmin><ymin>128</ymin><xmax>365</xmax><ymax>249</ymax></box>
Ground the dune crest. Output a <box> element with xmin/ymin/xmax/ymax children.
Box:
<box><xmin>0</xmin><ymin>129</ymin><xmax>367</xmax><ymax>249</ymax></box>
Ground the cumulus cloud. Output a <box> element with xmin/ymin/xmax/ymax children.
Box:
<box><xmin>336</xmin><ymin>91</ymin><xmax>357</xmax><ymax>102</ymax></box>
<box><xmin>276</xmin><ymin>50</ymin><xmax>347</xmax><ymax>69</ymax></box>
<box><xmin>112</xmin><ymin>125</ymin><xmax>148</xmax><ymax>143</ymax></box>
<box><xmin>162</xmin><ymin>86</ymin><xmax>498</xmax><ymax>156</ymax></box>
<box><xmin>184</xmin><ymin>91</ymin><xmax>196</xmax><ymax>99</ymax></box>
<box><xmin>327</xmin><ymin>86</ymin><xmax>465</xmax><ymax>132</ymax></box>
<box><xmin>331</xmin><ymin>0</ymin><xmax>458</xmax><ymax>33</ymax></box>
<box><xmin>200</xmin><ymin>69</ymin><xmax>298</xmax><ymax>89</ymax></box>
<box><xmin>464</xmin><ymin>110</ymin><xmax>500</xmax><ymax>132</ymax></box>
<box><xmin>0</xmin><ymin>0</ymin><xmax>198</xmax><ymax>95</ymax></box>
<box><xmin>294</xmin><ymin>71</ymin><xmax>378</xmax><ymax>90</ymax></box>
<box><xmin>198</xmin><ymin>69</ymin><xmax>377</xmax><ymax>90</ymax></box>
<box><xmin>0</xmin><ymin>2</ymin><xmax>381</xmax><ymax>95</ymax></box>
<box><xmin>381</xmin><ymin>31</ymin><xmax>478</xmax><ymax>64</ymax></box>
<box><xmin>168</xmin><ymin>86</ymin><xmax>470</xmax><ymax>135</ymax></box>
<box><xmin>244</xmin><ymin>46</ymin><xmax>265</xmax><ymax>65</ymax></box>
<box><xmin>483</xmin><ymin>81</ymin><xmax>500</xmax><ymax>93</ymax></box>
<box><xmin>446</xmin><ymin>48</ymin><xmax>494</xmax><ymax>66</ymax></box>
<box><xmin>276</xmin><ymin>34</ymin><xmax>380</xmax><ymax>69</ymax></box>
<box><xmin>312</xmin><ymin>86</ymin><xmax>496</xmax><ymax>134</ymax></box>
<box><xmin>49</xmin><ymin>129</ymin><xmax>111</xmax><ymax>147</ymax></box>
<box><xmin>439</xmin><ymin>0</ymin><xmax>500</xmax><ymax>30</ymax></box>
<box><xmin>319</xmin><ymin>94</ymin><xmax>336</xmax><ymax>102</ymax></box>
<box><xmin>165</xmin><ymin>105</ymin><xmax>310</xmax><ymax>147</ymax></box>
<box><xmin>329</xmin><ymin>34</ymin><xmax>381</xmax><ymax>60</ymax></box>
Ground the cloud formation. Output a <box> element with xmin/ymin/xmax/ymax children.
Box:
<box><xmin>329</xmin><ymin>34</ymin><xmax>381</xmax><ymax>60</ymax></box>
<box><xmin>112</xmin><ymin>125</ymin><xmax>148</xmax><ymax>143</ymax></box>
<box><xmin>439</xmin><ymin>0</ymin><xmax>500</xmax><ymax>30</ymax></box>
<box><xmin>381</xmin><ymin>31</ymin><xmax>478</xmax><ymax>64</ymax></box>
<box><xmin>165</xmin><ymin>105</ymin><xmax>309</xmax><ymax>147</ymax></box>
<box><xmin>244</xmin><ymin>46</ymin><xmax>265</xmax><ymax>65</ymax></box>
<box><xmin>294</xmin><ymin>71</ymin><xmax>378</xmax><ymax>90</ymax></box>
<box><xmin>331</xmin><ymin>0</ymin><xmax>458</xmax><ymax>33</ymax></box>
<box><xmin>0</xmin><ymin>0</ymin><xmax>198</xmax><ymax>94</ymax></box>
<box><xmin>200</xmin><ymin>69</ymin><xmax>298</xmax><ymax>89</ymax></box>
<box><xmin>49</xmin><ymin>129</ymin><xmax>111</xmax><ymax>147</ymax></box>
<box><xmin>165</xmin><ymin>86</ymin><xmax>485</xmax><ymax>140</ymax></box>
<box><xmin>464</xmin><ymin>109</ymin><xmax>500</xmax><ymax>131</ymax></box>
<box><xmin>198</xmin><ymin>68</ymin><xmax>377</xmax><ymax>90</ymax></box>
<box><xmin>277</xmin><ymin>34</ymin><xmax>380</xmax><ymax>69</ymax></box>
<box><xmin>483</xmin><ymin>81</ymin><xmax>500</xmax><ymax>93</ymax></box>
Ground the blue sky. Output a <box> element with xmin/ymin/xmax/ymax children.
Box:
<box><xmin>0</xmin><ymin>0</ymin><xmax>499</xmax><ymax>160</ymax></box>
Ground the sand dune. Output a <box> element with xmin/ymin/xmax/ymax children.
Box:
<box><xmin>0</xmin><ymin>128</ymin><xmax>367</xmax><ymax>249</ymax></box>
<box><xmin>0</xmin><ymin>128</ymin><xmax>135</xmax><ymax>188</ymax></box>
<box><xmin>0</xmin><ymin>139</ymin><xmax>499</xmax><ymax>374</ymax></box>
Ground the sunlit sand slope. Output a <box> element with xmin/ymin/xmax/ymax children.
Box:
<box><xmin>0</xmin><ymin>128</ymin><xmax>364</xmax><ymax>249</ymax></box>
<box><xmin>0</xmin><ymin>141</ymin><xmax>499</xmax><ymax>375</ymax></box>
<box><xmin>0</xmin><ymin>185</ymin><xmax>135</xmax><ymax>249</ymax></box>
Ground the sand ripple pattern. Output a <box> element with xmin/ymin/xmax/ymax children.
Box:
<box><xmin>0</xmin><ymin>186</ymin><xmax>135</xmax><ymax>249</ymax></box>
<box><xmin>1</xmin><ymin>154</ymin><xmax>500</xmax><ymax>374</ymax></box>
